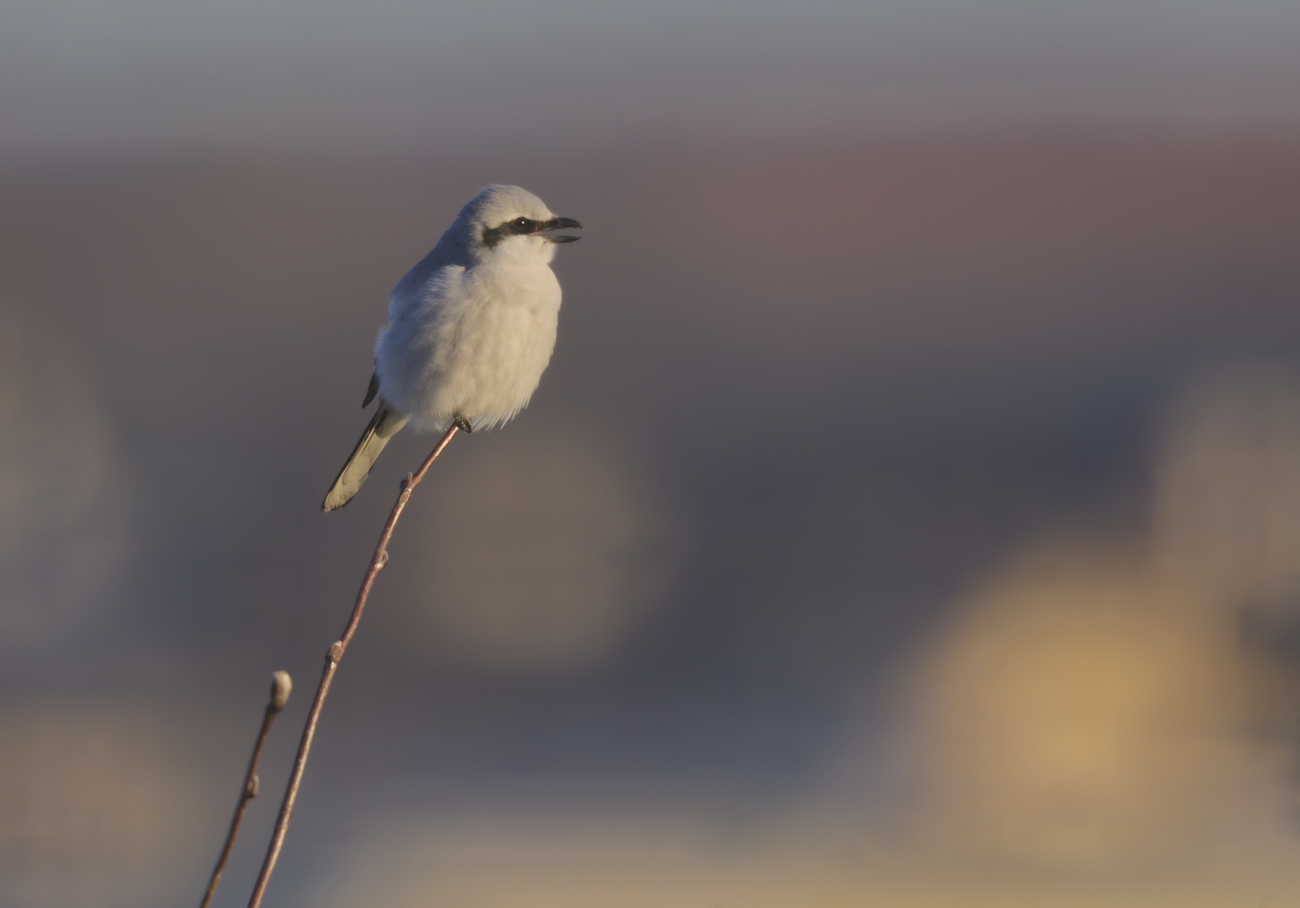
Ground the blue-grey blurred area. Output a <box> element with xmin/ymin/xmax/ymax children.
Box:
<box><xmin>5</xmin><ymin>1</ymin><xmax>1300</xmax><ymax>905</ymax></box>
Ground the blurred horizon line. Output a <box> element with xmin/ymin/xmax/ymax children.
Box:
<box><xmin>6</xmin><ymin>74</ymin><xmax>1300</xmax><ymax>165</ymax></box>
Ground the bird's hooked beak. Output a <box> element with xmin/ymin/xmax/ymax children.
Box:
<box><xmin>531</xmin><ymin>217</ymin><xmax>583</xmax><ymax>243</ymax></box>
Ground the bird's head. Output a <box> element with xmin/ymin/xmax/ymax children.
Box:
<box><xmin>458</xmin><ymin>185</ymin><xmax>582</xmax><ymax>262</ymax></box>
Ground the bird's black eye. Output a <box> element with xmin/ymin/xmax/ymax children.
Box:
<box><xmin>513</xmin><ymin>217</ymin><xmax>531</xmax><ymax>230</ymax></box>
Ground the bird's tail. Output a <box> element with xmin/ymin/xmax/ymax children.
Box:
<box><xmin>321</xmin><ymin>402</ymin><xmax>410</xmax><ymax>511</ymax></box>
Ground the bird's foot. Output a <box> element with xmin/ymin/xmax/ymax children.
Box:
<box><xmin>453</xmin><ymin>415</ymin><xmax>474</xmax><ymax>434</ymax></box>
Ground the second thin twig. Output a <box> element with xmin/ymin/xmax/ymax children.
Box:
<box><xmin>199</xmin><ymin>671</ymin><xmax>292</xmax><ymax>908</ymax></box>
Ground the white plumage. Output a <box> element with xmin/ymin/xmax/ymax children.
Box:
<box><xmin>322</xmin><ymin>185</ymin><xmax>581</xmax><ymax>511</ymax></box>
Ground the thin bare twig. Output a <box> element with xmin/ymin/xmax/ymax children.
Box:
<box><xmin>246</xmin><ymin>424</ymin><xmax>461</xmax><ymax>908</ymax></box>
<box><xmin>200</xmin><ymin>671</ymin><xmax>293</xmax><ymax>908</ymax></box>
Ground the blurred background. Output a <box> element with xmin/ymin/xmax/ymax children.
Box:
<box><xmin>4</xmin><ymin>1</ymin><xmax>1300</xmax><ymax>905</ymax></box>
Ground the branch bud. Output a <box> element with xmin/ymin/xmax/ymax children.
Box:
<box><xmin>269</xmin><ymin>671</ymin><xmax>292</xmax><ymax>711</ymax></box>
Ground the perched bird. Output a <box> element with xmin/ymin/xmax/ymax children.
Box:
<box><xmin>322</xmin><ymin>185</ymin><xmax>582</xmax><ymax>511</ymax></box>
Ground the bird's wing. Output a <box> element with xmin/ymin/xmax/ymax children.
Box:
<box><xmin>362</xmin><ymin>370</ymin><xmax>380</xmax><ymax>408</ymax></box>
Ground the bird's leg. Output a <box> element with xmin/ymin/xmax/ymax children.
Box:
<box><xmin>453</xmin><ymin>415</ymin><xmax>474</xmax><ymax>434</ymax></box>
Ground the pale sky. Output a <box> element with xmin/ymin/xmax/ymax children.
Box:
<box><xmin>4</xmin><ymin>0</ymin><xmax>1300</xmax><ymax>156</ymax></box>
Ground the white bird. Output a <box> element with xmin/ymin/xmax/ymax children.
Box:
<box><xmin>322</xmin><ymin>185</ymin><xmax>582</xmax><ymax>511</ymax></box>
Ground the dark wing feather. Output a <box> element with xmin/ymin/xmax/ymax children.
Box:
<box><xmin>362</xmin><ymin>371</ymin><xmax>380</xmax><ymax>408</ymax></box>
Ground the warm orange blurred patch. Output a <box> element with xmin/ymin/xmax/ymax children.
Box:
<box><xmin>900</xmin><ymin>544</ymin><xmax>1251</xmax><ymax>869</ymax></box>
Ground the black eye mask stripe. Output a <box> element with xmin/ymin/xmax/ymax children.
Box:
<box><xmin>481</xmin><ymin>217</ymin><xmax>540</xmax><ymax>248</ymax></box>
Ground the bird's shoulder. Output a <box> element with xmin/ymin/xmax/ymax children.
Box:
<box><xmin>388</xmin><ymin>259</ymin><xmax>468</xmax><ymax>320</ymax></box>
<box><xmin>391</xmin><ymin>238</ymin><xmax>468</xmax><ymax>298</ymax></box>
